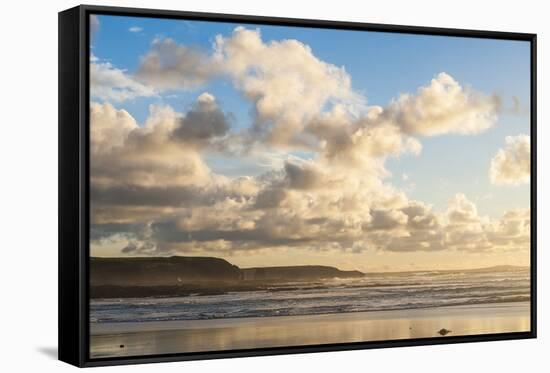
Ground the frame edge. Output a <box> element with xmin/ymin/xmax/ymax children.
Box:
<box><xmin>58</xmin><ymin>5</ymin><xmax>86</xmax><ymax>368</ymax></box>
<box><xmin>79</xmin><ymin>3</ymin><xmax>536</xmax><ymax>40</ymax></box>
<box><xmin>529</xmin><ymin>33</ymin><xmax>537</xmax><ymax>338</ymax></box>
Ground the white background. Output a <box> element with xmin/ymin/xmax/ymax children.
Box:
<box><xmin>0</xmin><ymin>0</ymin><xmax>547</xmax><ymax>371</ymax></box>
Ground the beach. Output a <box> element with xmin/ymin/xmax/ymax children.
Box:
<box><xmin>90</xmin><ymin>301</ymin><xmax>530</xmax><ymax>358</ymax></box>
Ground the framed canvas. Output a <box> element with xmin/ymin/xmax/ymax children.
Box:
<box><xmin>58</xmin><ymin>4</ymin><xmax>537</xmax><ymax>367</ymax></box>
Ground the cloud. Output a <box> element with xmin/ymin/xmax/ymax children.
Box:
<box><xmin>367</xmin><ymin>209</ymin><xmax>409</xmax><ymax>231</ymax></box>
<box><xmin>135</xmin><ymin>38</ymin><xmax>216</xmax><ymax>90</ymax></box>
<box><xmin>442</xmin><ymin>194</ymin><xmax>489</xmax><ymax>251</ymax></box>
<box><xmin>444</xmin><ymin>194</ymin><xmax>530</xmax><ymax>253</ymax></box>
<box><xmin>298</xmin><ymin>72</ymin><xmax>496</xmax><ymax>173</ymax></box>
<box><xmin>293</xmin><ymin>72</ymin><xmax>498</xmax><ymax>186</ymax></box>
<box><xmin>490</xmin><ymin>134</ymin><xmax>530</xmax><ymax>185</ymax></box>
<box><xmin>283</xmin><ymin>160</ymin><xmax>324</xmax><ymax>190</ymax></box>
<box><xmin>88</xmin><ymin>27</ymin><xmax>528</xmax><ymax>259</ymax></box>
<box><xmin>383</xmin><ymin>73</ymin><xmax>499</xmax><ymax>136</ymax></box>
<box><xmin>120</xmin><ymin>241</ymin><xmax>157</xmax><ymax>255</ymax></box>
<box><xmin>98</xmin><ymin>28</ymin><xmax>497</xmax><ymax>150</ymax></box>
<box><xmin>129</xmin><ymin>26</ymin><xmax>143</xmax><ymax>33</ymax></box>
<box><xmin>485</xmin><ymin>209</ymin><xmax>530</xmax><ymax>250</ymax></box>
<box><xmin>90</xmin><ymin>95</ymin><xmax>237</xmax><ymax>227</ymax></box>
<box><xmin>447</xmin><ymin>193</ymin><xmax>480</xmax><ymax>225</ymax></box>
<box><xmin>91</xmin><ymin>184</ymin><xmax>221</xmax><ymax>208</ymax></box>
<box><xmin>90</xmin><ymin>61</ymin><xmax>157</xmax><ymax>102</ymax></box>
<box><xmin>134</xmin><ymin>190</ymin><xmax>528</xmax><ymax>255</ymax></box>
<box><xmin>376</xmin><ymin>194</ymin><xmax>529</xmax><ymax>253</ymax></box>
<box><xmin>307</xmin><ymin>106</ymin><xmax>422</xmax><ymax>169</ymax></box>
<box><xmin>214</xmin><ymin>27</ymin><xmax>364</xmax><ymax>147</ymax></box>
<box><xmin>252</xmin><ymin>187</ymin><xmax>287</xmax><ymax>209</ymax></box>
<box><xmin>401</xmin><ymin>201</ymin><xmax>438</xmax><ymax>230</ymax></box>
<box><xmin>172</xmin><ymin>93</ymin><xmax>231</xmax><ymax>142</ymax></box>
<box><xmin>366</xmin><ymin>199</ymin><xmax>443</xmax><ymax>253</ymax></box>
<box><xmin>112</xmin><ymin>28</ymin><xmax>498</xmax><ymax>148</ymax></box>
<box><xmin>91</xmin><ymin>132</ymin><xmax>529</xmax><ymax>256</ymax></box>
<box><xmin>89</xmin><ymin>102</ymin><xmax>138</xmax><ymax>155</ymax></box>
<box><xmin>90</xmin><ymin>94</ymin><xmax>231</xmax><ymax>186</ymax></box>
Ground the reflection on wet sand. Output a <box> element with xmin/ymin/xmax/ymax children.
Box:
<box><xmin>90</xmin><ymin>302</ymin><xmax>530</xmax><ymax>358</ymax></box>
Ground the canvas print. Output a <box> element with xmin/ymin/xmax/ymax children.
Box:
<box><xmin>88</xmin><ymin>14</ymin><xmax>532</xmax><ymax>359</ymax></box>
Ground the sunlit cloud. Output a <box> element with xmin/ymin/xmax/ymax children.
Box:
<box><xmin>88</xmin><ymin>26</ymin><xmax>529</xmax><ymax>264</ymax></box>
<box><xmin>490</xmin><ymin>134</ymin><xmax>530</xmax><ymax>185</ymax></box>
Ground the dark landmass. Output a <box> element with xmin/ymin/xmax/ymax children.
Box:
<box><xmin>90</xmin><ymin>256</ymin><xmax>527</xmax><ymax>299</ymax></box>
<box><xmin>90</xmin><ymin>256</ymin><xmax>365</xmax><ymax>298</ymax></box>
<box><xmin>242</xmin><ymin>266</ymin><xmax>364</xmax><ymax>281</ymax></box>
<box><xmin>90</xmin><ymin>256</ymin><xmax>241</xmax><ymax>287</ymax></box>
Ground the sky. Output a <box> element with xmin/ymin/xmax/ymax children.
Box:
<box><xmin>88</xmin><ymin>14</ymin><xmax>531</xmax><ymax>272</ymax></box>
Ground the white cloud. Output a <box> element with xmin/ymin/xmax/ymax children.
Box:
<box><xmin>214</xmin><ymin>27</ymin><xmax>365</xmax><ymax>147</ymax></box>
<box><xmin>368</xmin><ymin>209</ymin><xmax>409</xmax><ymax>231</ymax></box>
<box><xmin>88</xmin><ymin>28</ymin><xmax>528</xmax><ymax>259</ymax></box>
<box><xmin>127</xmin><ymin>29</ymin><xmax>498</xmax><ymax>155</ymax></box>
<box><xmin>90</xmin><ymin>102</ymin><xmax>138</xmax><ymax>154</ymax></box>
<box><xmin>384</xmin><ymin>73</ymin><xmax>499</xmax><ymax>136</ymax></box>
<box><xmin>91</xmin><ymin>106</ymin><xmax>529</xmax><ymax>255</ymax></box>
<box><xmin>447</xmin><ymin>193</ymin><xmax>481</xmax><ymax>225</ymax></box>
<box><xmin>490</xmin><ymin>134</ymin><xmax>530</xmax><ymax>185</ymax></box>
<box><xmin>90</xmin><ymin>61</ymin><xmax>156</xmax><ymax>102</ymax></box>
<box><xmin>135</xmin><ymin>38</ymin><xmax>216</xmax><ymax>90</ymax></box>
<box><xmin>306</xmin><ymin>105</ymin><xmax>422</xmax><ymax>167</ymax></box>
<box><xmin>129</xmin><ymin>26</ymin><xmax>143</xmax><ymax>33</ymax></box>
<box><xmin>485</xmin><ymin>208</ymin><xmax>530</xmax><ymax>250</ymax></box>
<box><xmin>90</xmin><ymin>96</ymin><xmax>236</xmax><ymax>227</ymax></box>
<box><xmin>443</xmin><ymin>194</ymin><xmax>530</xmax><ymax>253</ymax></box>
<box><xmin>90</xmin><ymin>93</ymin><xmax>232</xmax><ymax>189</ymax></box>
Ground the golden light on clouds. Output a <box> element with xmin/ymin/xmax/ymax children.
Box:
<box><xmin>89</xmin><ymin>26</ymin><xmax>530</xmax><ymax>271</ymax></box>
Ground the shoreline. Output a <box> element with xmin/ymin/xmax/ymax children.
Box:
<box><xmin>90</xmin><ymin>301</ymin><xmax>530</xmax><ymax>358</ymax></box>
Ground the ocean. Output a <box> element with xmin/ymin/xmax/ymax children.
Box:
<box><xmin>90</xmin><ymin>267</ymin><xmax>530</xmax><ymax>324</ymax></box>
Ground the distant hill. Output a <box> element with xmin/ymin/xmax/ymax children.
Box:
<box><xmin>90</xmin><ymin>256</ymin><xmax>242</xmax><ymax>286</ymax></box>
<box><xmin>89</xmin><ymin>256</ymin><xmax>526</xmax><ymax>299</ymax></box>
<box><xmin>90</xmin><ymin>256</ymin><xmax>365</xmax><ymax>292</ymax></box>
<box><xmin>242</xmin><ymin>266</ymin><xmax>364</xmax><ymax>281</ymax></box>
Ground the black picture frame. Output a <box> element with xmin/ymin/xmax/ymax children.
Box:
<box><xmin>58</xmin><ymin>4</ymin><xmax>537</xmax><ymax>368</ymax></box>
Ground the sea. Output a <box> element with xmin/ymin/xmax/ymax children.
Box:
<box><xmin>90</xmin><ymin>267</ymin><xmax>530</xmax><ymax>324</ymax></box>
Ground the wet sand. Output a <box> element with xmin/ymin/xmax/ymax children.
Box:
<box><xmin>90</xmin><ymin>301</ymin><xmax>530</xmax><ymax>358</ymax></box>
